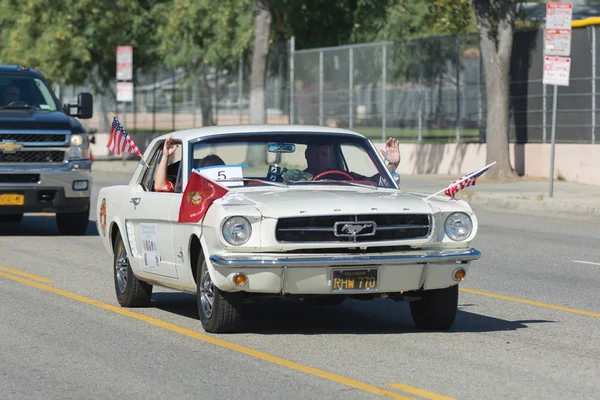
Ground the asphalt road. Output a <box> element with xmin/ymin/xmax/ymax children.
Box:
<box><xmin>0</xmin><ymin>170</ymin><xmax>599</xmax><ymax>400</ymax></box>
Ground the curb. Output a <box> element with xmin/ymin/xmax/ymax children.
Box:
<box><xmin>459</xmin><ymin>192</ymin><xmax>600</xmax><ymax>222</ymax></box>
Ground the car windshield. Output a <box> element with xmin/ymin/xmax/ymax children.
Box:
<box><xmin>0</xmin><ymin>74</ymin><xmax>60</xmax><ymax>111</ymax></box>
<box><xmin>189</xmin><ymin>132</ymin><xmax>396</xmax><ymax>189</ymax></box>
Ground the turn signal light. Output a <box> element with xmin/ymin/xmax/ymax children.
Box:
<box><xmin>233</xmin><ymin>273</ymin><xmax>247</xmax><ymax>286</ymax></box>
<box><xmin>453</xmin><ymin>268</ymin><xmax>466</xmax><ymax>281</ymax></box>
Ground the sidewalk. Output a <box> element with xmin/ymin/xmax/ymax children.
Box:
<box><xmin>91</xmin><ymin>160</ymin><xmax>600</xmax><ymax>223</ymax></box>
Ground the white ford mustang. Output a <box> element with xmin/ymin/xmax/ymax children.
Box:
<box><xmin>97</xmin><ymin>125</ymin><xmax>481</xmax><ymax>333</ymax></box>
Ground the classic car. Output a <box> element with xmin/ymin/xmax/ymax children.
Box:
<box><xmin>97</xmin><ymin>125</ymin><xmax>481</xmax><ymax>333</ymax></box>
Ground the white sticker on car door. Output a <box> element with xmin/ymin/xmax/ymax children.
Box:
<box><xmin>140</xmin><ymin>223</ymin><xmax>161</xmax><ymax>270</ymax></box>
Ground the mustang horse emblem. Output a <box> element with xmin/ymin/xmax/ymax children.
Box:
<box><xmin>342</xmin><ymin>224</ymin><xmax>371</xmax><ymax>235</ymax></box>
<box><xmin>335</xmin><ymin>221</ymin><xmax>377</xmax><ymax>241</ymax></box>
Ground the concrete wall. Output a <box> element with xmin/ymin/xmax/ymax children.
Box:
<box><xmin>90</xmin><ymin>134</ymin><xmax>600</xmax><ymax>185</ymax></box>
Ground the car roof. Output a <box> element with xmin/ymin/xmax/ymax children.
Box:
<box><xmin>0</xmin><ymin>65</ymin><xmax>44</xmax><ymax>78</ymax></box>
<box><xmin>158</xmin><ymin>124</ymin><xmax>368</xmax><ymax>142</ymax></box>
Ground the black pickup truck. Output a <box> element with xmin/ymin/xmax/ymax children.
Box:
<box><xmin>0</xmin><ymin>65</ymin><xmax>94</xmax><ymax>235</ymax></box>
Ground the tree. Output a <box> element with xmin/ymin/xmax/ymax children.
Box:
<box><xmin>0</xmin><ymin>0</ymin><xmax>163</xmax><ymax>93</ymax></box>
<box><xmin>249</xmin><ymin>0</ymin><xmax>272</xmax><ymax>125</ymax></box>
<box><xmin>427</xmin><ymin>0</ymin><xmax>523</xmax><ymax>180</ymax></box>
<box><xmin>155</xmin><ymin>0</ymin><xmax>254</xmax><ymax>127</ymax></box>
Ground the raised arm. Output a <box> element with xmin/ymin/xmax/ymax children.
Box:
<box><xmin>153</xmin><ymin>136</ymin><xmax>179</xmax><ymax>191</ymax></box>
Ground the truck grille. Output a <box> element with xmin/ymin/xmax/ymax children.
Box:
<box><xmin>276</xmin><ymin>214</ymin><xmax>432</xmax><ymax>243</ymax></box>
<box><xmin>0</xmin><ymin>151</ymin><xmax>65</xmax><ymax>163</ymax></box>
<box><xmin>0</xmin><ymin>133</ymin><xmax>67</xmax><ymax>143</ymax></box>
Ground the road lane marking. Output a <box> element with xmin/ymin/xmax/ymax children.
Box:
<box><xmin>571</xmin><ymin>260</ymin><xmax>600</xmax><ymax>266</ymax></box>
<box><xmin>0</xmin><ymin>271</ymin><xmax>416</xmax><ymax>400</ymax></box>
<box><xmin>460</xmin><ymin>288</ymin><xmax>600</xmax><ymax>319</ymax></box>
<box><xmin>386</xmin><ymin>384</ymin><xmax>456</xmax><ymax>400</ymax></box>
<box><xmin>0</xmin><ymin>266</ymin><xmax>54</xmax><ymax>283</ymax></box>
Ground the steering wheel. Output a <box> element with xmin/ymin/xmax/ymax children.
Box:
<box><xmin>313</xmin><ymin>169</ymin><xmax>354</xmax><ymax>181</ymax></box>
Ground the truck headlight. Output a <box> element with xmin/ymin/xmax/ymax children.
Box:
<box><xmin>69</xmin><ymin>133</ymin><xmax>90</xmax><ymax>160</ymax></box>
<box><xmin>445</xmin><ymin>212</ymin><xmax>473</xmax><ymax>241</ymax></box>
<box><xmin>222</xmin><ymin>216</ymin><xmax>252</xmax><ymax>246</ymax></box>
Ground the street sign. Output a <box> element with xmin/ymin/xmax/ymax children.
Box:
<box><xmin>116</xmin><ymin>46</ymin><xmax>133</xmax><ymax>81</ymax></box>
<box><xmin>545</xmin><ymin>28</ymin><xmax>571</xmax><ymax>56</ymax></box>
<box><xmin>543</xmin><ymin>56</ymin><xmax>571</xmax><ymax>86</ymax></box>
<box><xmin>546</xmin><ymin>2</ymin><xmax>573</xmax><ymax>30</ymax></box>
<box><xmin>117</xmin><ymin>81</ymin><xmax>134</xmax><ymax>102</ymax></box>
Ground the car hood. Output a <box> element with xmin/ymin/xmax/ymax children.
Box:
<box><xmin>220</xmin><ymin>187</ymin><xmax>435</xmax><ymax>218</ymax></box>
<box><xmin>0</xmin><ymin>109</ymin><xmax>81</xmax><ymax>131</ymax></box>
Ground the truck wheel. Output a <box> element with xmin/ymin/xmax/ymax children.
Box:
<box><xmin>56</xmin><ymin>208</ymin><xmax>90</xmax><ymax>235</ymax></box>
<box><xmin>409</xmin><ymin>284</ymin><xmax>459</xmax><ymax>331</ymax></box>
<box><xmin>196</xmin><ymin>257</ymin><xmax>244</xmax><ymax>333</ymax></box>
<box><xmin>113</xmin><ymin>231</ymin><xmax>152</xmax><ymax>307</ymax></box>
<box><xmin>0</xmin><ymin>214</ymin><xmax>23</xmax><ymax>223</ymax></box>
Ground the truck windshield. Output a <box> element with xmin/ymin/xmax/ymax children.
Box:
<box><xmin>0</xmin><ymin>75</ymin><xmax>60</xmax><ymax>111</ymax></box>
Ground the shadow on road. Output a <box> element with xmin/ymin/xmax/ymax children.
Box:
<box><xmin>149</xmin><ymin>292</ymin><xmax>554</xmax><ymax>335</ymax></box>
<box><xmin>0</xmin><ymin>215</ymin><xmax>98</xmax><ymax>236</ymax></box>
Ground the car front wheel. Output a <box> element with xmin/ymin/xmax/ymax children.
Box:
<box><xmin>409</xmin><ymin>284</ymin><xmax>459</xmax><ymax>330</ymax></box>
<box><xmin>113</xmin><ymin>231</ymin><xmax>153</xmax><ymax>307</ymax></box>
<box><xmin>197</xmin><ymin>257</ymin><xmax>244</xmax><ymax>333</ymax></box>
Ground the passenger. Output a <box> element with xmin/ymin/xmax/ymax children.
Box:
<box><xmin>153</xmin><ymin>136</ymin><xmax>225</xmax><ymax>192</ymax></box>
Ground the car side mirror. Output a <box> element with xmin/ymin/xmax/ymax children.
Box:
<box><xmin>64</xmin><ymin>92</ymin><xmax>93</xmax><ymax>119</ymax></box>
<box><xmin>76</xmin><ymin>92</ymin><xmax>93</xmax><ymax>119</ymax></box>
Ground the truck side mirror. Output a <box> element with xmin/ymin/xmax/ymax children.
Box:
<box><xmin>77</xmin><ymin>92</ymin><xmax>93</xmax><ymax>119</ymax></box>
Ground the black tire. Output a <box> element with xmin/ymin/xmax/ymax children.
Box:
<box><xmin>56</xmin><ymin>208</ymin><xmax>90</xmax><ymax>235</ymax></box>
<box><xmin>0</xmin><ymin>214</ymin><xmax>23</xmax><ymax>223</ymax></box>
<box><xmin>306</xmin><ymin>296</ymin><xmax>346</xmax><ymax>307</ymax></box>
<box><xmin>113</xmin><ymin>231</ymin><xmax>153</xmax><ymax>307</ymax></box>
<box><xmin>196</xmin><ymin>257</ymin><xmax>244</xmax><ymax>333</ymax></box>
<box><xmin>409</xmin><ymin>284</ymin><xmax>459</xmax><ymax>331</ymax></box>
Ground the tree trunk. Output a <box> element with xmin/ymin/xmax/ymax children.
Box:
<box><xmin>200</xmin><ymin>70</ymin><xmax>214</xmax><ymax>127</ymax></box>
<box><xmin>473</xmin><ymin>0</ymin><xmax>518</xmax><ymax>180</ymax></box>
<box><xmin>247</xmin><ymin>0</ymin><xmax>271</xmax><ymax>166</ymax></box>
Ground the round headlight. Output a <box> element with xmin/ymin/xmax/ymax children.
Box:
<box><xmin>445</xmin><ymin>212</ymin><xmax>473</xmax><ymax>241</ymax></box>
<box><xmin>222</xmin><ymin>216</ymin><xmax>252</xmax><ymax>246</ymax></box>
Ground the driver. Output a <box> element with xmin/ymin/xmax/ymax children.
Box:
<box><xmin>1</xmin><ymin>84</ymin><xmax>20</xmax><ymax>106</ymax></box>
<box><xmin>302</xmin><ymin>137</ymin><xmax>400</xmax><ymax>182</ymax></box>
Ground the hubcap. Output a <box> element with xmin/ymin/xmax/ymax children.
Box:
<box><xmin>115</xmin><ymin>245</ymin><xmax>129</xmax><ymax>294</ymax></box>
<box><xmin>200</xmin><ymin>264</ymin><xmax>214</xmax><ymax>319</ymax></box>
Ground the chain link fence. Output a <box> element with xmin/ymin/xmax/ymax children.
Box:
<box><xmin>60</xmin><ymin>26</ymin><xmax>599</xmax><ymax>145</ymax></box>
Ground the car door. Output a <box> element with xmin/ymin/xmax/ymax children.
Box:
<box><xmin>125</xmin><ymin>139</ymin><xmax>183</xmax><ymax>280</ymax></box>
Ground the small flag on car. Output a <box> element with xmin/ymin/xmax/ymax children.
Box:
<box><xmin>425</xmin><ymin>161</ymin><xmax>497</xmax><ymax>200</ymax></box>
<box><xmin>106</xmin><ymin>112</ymin><xmax>142</xmax><ymax>157</ymax></box>
<box><xmin>178</xmin><ymin>170</ymin><xmax>230</xmax><ymax>223</ymax></box>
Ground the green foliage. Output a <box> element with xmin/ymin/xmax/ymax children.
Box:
<box><xmin>0</xmin><ymin>0</ymin><xmax>163</xmax><ymax>91</ymax></box>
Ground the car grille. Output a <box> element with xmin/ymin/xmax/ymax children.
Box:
<box><xmin>275</xmin><ymin>214</ymin><xmax>432</xmax><ymax>242</ymax></box>
<box><xmin>0</xmin><ymin>151</ymin><xmax>65</xmax><ymax>163</ymax></box>
<box><xmin>0</xmin><ymin>133</ymin><xmax>67</xmax><ymax>143</ymax></box>
<box><xmin>0</xmin><ymin>174</ymin><xmax>40</xmax><ymax>183</ymax></box>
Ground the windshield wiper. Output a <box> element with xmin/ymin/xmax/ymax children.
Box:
<box><xmin>0</xmin><ymin>104</ymin><xmax>38</xmax><ymax>110</ymax></box>
<box><xmin>288</xmin><ymin>179</ymin><xmax>379</xmax><ymax>190</ymax></box>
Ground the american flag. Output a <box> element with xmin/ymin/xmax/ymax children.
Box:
<box><xmin>425</xmin><ymin>161</ymin><xmax>496</xmax><ymax>200</ymax></box>
<box><xmin>106</xmin><ymin>115</ymin><xmax>142</xmax><ymax>157</ymax></box>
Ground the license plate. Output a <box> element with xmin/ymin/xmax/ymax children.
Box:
<box><xmin>331</xmin><ymin>268</ymin><xmax>378</xmax><ymax>292</ymax></box>
<box><xmin>0</xmin><ymin>194</ymin><xmax>24</xmax><ymax>206</ymax></box>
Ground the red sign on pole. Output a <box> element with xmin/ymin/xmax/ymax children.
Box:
<box><xmin>116</xmin><ymin>46</ymin><xmax>133</xmax><ymax>81</ymax></box>
<box><xmin>546</xmin><ymin>2</ymin><xmax>573</xmax><ymax>30</ymax></box>
<box><xmin>543</xmin><ymin>56</ymin><xmax>571</xmax><ymax>86</ymax></box>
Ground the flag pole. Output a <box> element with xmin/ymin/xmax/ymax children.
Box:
<box><xmin>424</xmin><ymin>161</ymin><xmax>497</xmax><ymax>200</ymax></box>
<box><xmin>109</xmin><ymin>111</ymin><xmax>150</xmax><ymax>167</ymax></box>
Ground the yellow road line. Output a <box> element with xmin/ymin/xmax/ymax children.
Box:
<box><xmin>0</xmin><ymin>271</ymin><xmax>415</xmax><ymax>400</ymax></box>
<box><xmin>386</xmin><ymin>383</ymin><xmax>456</xmax><ymax>400</ymax></box>
<box><xmin>0</xmin><ymin>266</ymin><xmax>54</xmax><ymax>283</ymax></box>
<box><xmin>460</xmin><ymin>288</ymin><xmax>600</xmax><ymax>319</ymax></box>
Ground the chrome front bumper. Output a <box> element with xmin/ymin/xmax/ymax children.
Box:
<box><xmin>209</xmin><ymin>248</ymin><xmax>481</xmax><ymax>268</ymax></box>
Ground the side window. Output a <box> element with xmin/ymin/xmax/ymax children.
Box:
<box><xmin>140</xmin><ymin>144</ymin><xmax>163</xmax><ymax>191</ymax></box>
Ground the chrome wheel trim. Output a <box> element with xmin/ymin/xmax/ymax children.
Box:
<box><xmin>115</xmin><ymin>245</ymin><xmax>129</xmax><ymax>294</ymax></box>
<box><xmin>200</xmin><ymin>264</ymin><xmax>214</xmax><ymax>319</ymax></box>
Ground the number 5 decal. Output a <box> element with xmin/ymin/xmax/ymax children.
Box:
<box><xmin>218</xmin><ymin>171</ymin><xmax>226</xmax><ymax>180</ymax></box>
